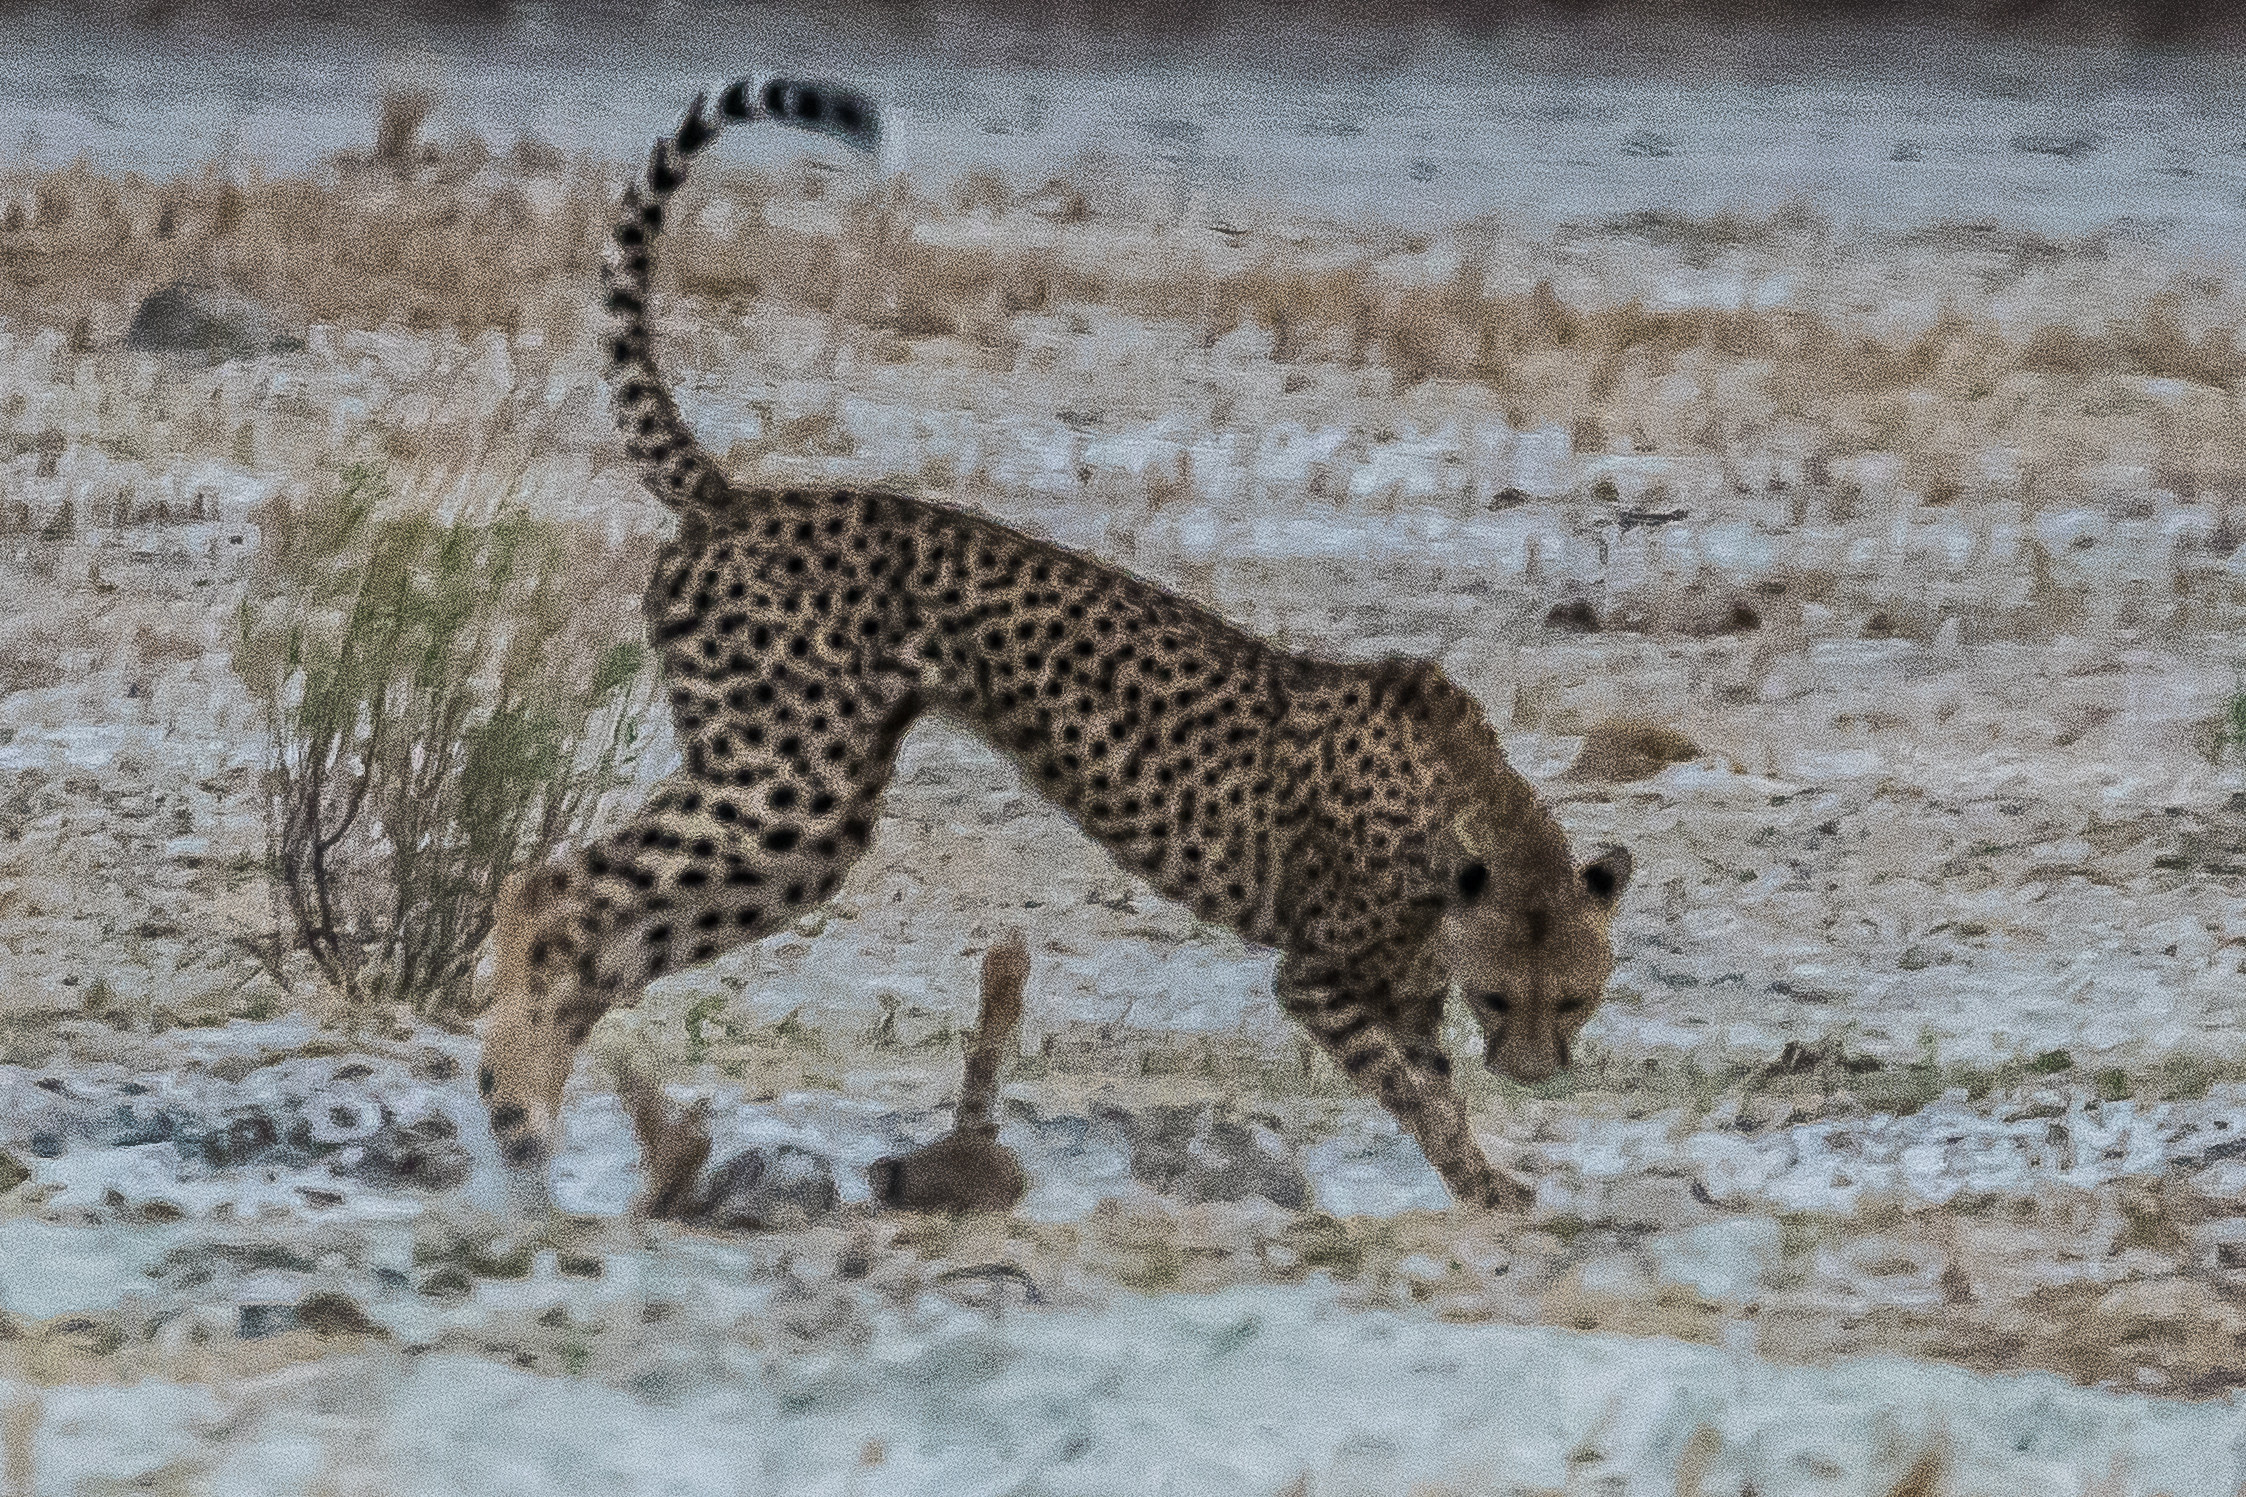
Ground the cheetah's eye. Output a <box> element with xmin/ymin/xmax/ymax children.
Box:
<box><xmin>1455</xmin><ymin>863</ymin><xmax>1489</xmax><ymax>900</ymax></box>
<box><xmin>1582</xmin><ymin>845</ymin><xmax>1632</xmax><ymax>904</ymax></box>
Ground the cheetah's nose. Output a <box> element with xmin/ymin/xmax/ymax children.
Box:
<box><xmin>1487</xmin><ymin>1029</ymin><xmax>1563</xmax><ymax>1084</ymax></box>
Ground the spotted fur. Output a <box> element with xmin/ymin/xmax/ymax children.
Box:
<box><xmin>477</xmin><ymin>77</ymin><xmax>1633</xmax><ymax>1210</ymax></box>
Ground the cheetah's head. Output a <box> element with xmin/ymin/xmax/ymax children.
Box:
<box><xmin>1438</xmin><ymin>832</ymin><xmax>1631</xmax><ymax>1084</ymax></box>
<box><xmin>473</xmin><ymin>866</ymin><xmax>587</xmax><ymax>1175</ymax></box>
<box><xmin>1386</xmin><ymin>656</ymin><xmax>1634</xmax><ymax>1084</ymax></box>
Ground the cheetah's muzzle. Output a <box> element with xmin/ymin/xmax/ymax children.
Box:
<box><xmin>473</xmin><ymin>75</ymin><xmax>1634</xmax><ymax>1214</ymax></box>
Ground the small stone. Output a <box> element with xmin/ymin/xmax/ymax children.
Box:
<box><xmin>124</xmin><ymin>282</ymin><xmax>301</xmax><ymax>362</ymax></box>
<box><xmin>237</xmin><ymin>1304</ymin><xmax>299</xmax><ymax>1339</ymax></box>
<box><xmin>1112</xmin><ymin>1102</ymin><xmax>1309</xmax><ymax>1210</ymax></box>
<box><xmin>417</xmin><ymin>1265</ymin><xmax>474</xmax><ymax>1300</ymax></box>
<box><xmin>44</xmin><ymin>1315</ymin><xmax>124</xmax><ymax>1355</ymax></box>
<box><xmin>199</xmin><ymin>1109</ymin><xmax>281</xmax><ymax>1167</ymax></box>
<box><xmin>869</xmin><ymin>1126</ymin><xmax>1028</xmax><ymax>1214</ymax></box>
<box><xmin>0</xmin><ymin>1149</ymin><xmax>29</xmax><ymax>1193</ymax></box>
<box><xmin>466</xmin><ymin>1243</ymin><xmax>535</xmax><ymax>1280</ymax></box>
<box><xmin>351</xmin><ymin>1114</ymin><xmax>472</xmax><ymax>1191</ymax></box>
<box><xmin>1560</xmin><ymin>717</ymin><xmax>1701</xmax><ymax>783</ymax></box>
<box><xmin>1545</xmin><ymin>598</ymin><xmax>1601</xmax><ymax>632</ymax></box>
<box><xmin>696</xmin><ymin>1144</ymin><xmax>839</xmax><ymax>1230</ymax></box>
<box><xmin>295</xmin><ymin>1291</ymin><xmax>384</xmax><ymax>1338</ymax></box>
<box><xmin>206</xmin><ymin>1051</ymin><xmax>273</xmax><ymax>1085</ymax></box>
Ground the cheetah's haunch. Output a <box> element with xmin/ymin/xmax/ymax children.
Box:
<box><xmin>475</xmin><ymin>78</ymin><xmax>1632</xmax><ymax>1212</ymax></box>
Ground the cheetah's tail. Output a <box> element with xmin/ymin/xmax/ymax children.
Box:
<box><xmin>603</xmin><ymin>79</ymin><xmax>880</xmax><ymax>511</ymax></box>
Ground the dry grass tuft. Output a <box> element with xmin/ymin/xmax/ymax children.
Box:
<box><xmin>4</xmin><ymin>126</ymin><xmax>2246</xmax><ymax>515</ymax></box>
<box><xmin>371</xmin><ymin>88</ymin><xmax>440</xmax><ymax>173</ymax></box>
<box><xmin>620</xmin><ymin>1064</ymin><xmax>715</xmax><ymax>1221</ymax></box>
<box><xmin>1881</xmin><ymin>1448</ymin><xmax>1950</xmax><ymax>1497</ymax></box>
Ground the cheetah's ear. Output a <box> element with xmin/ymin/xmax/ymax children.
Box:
<box><xmin>1376</xmin><ymin>656</ymin><xmax>1452</xmax><ymax>722</ymax></box>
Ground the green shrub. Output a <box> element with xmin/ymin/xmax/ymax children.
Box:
<box><xmin>233</xmin><ymin>464</ymin><xmax>655</xmax><ymax>1026</ymax></box>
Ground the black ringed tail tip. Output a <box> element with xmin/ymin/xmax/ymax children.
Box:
<box><xmin>760</xmin><ymin>78</ymin><xmax>881</xmax><ymax>152</ymax></box>
<box><xmin>601</xmin><ymin>75</ymin><xmax>881</xmax><ymax>515</ymax></box>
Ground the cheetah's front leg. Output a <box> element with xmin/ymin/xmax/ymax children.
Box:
<box><xmin>1279</xmin><ymin>978</ymin><xmax>1533</xmax><ymax>1211</ymax></box>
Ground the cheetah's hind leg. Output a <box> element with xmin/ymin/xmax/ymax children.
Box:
<box><xmin>868</xmin><ymin>931</ymin><xmax>1031</xmax><ymax>1213</ymax></box>
<box><xmin>478</xmin><ymin>764</ymin><xmax>869</xmax><ymax>1181</ymax></box>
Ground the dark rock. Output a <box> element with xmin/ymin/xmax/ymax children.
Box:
<box><xmin>123</xmin><ymin>282</ymin><xmax>301</xmax><ymax>362</ymax></box>
<box><xmin>295</xmin><ymin>1291</ymin><xmax>384</xmax><ymax>1338</ymax></box>
<box><xmin>350</xmin><ymin>1114</ymin><xmax>472</xmax><ymax>1191</ymax></box>
<box><xmin>45</xmin><ymin>1316</ymin><xmax>124</xmax><ymax>1355</ymax></box>
<box><xmin>2010</xmin><ymin>132</ymin><xmax>2099</xmax><ymax>160</ymax></box>
<box><xmin>417</xmin><ymin>1265</ymin><xmax>474</xmax><ymax>1300</ymax></box>
<box><xmin>306</xmin><ymin>1091</ymin><xmax>386</xmax><ymax>1145</ymax></box>
<box><xmin>151</xmin><ymin>1241</ymin><xmax>316</xmax><ymax>1290</ymax></box>
<box><xmin>0</xmin><ymin>1149</ymin><xmax>27</xmax><ymax>1193</ymax></box>
<box><xmin>199</xmin><ymin>1110</ymin><xmax>280</xmax><ymax>1167</ymax></box>
<box><xmin>696</xmin><ymin>1144</ymin><xmax>839</xmax><ymax>1230</ymax></box>
<box><xmin>1108</xmin><ymin>1102</ymin><xmax>1309</xmax><ymax>1209</ymax></box>
<box><xmin>869</xmin><ymin>1125</ymin><xmax>1028</xmax><ymax>1214</ymax></box>
<box><xmin>237</xmin><ymin>1304</ymin><xmax>298</xmax><ymax>1338</ymax></box>
<box><xmin>1560</xmin><ymin>717</ymin><xmax>1701</xmax><ymax>784</ymax></box>
<box><xmin>1545</xmin><ymin>598</ymin><xmax>1602</xmax><ymax>633</ymax></box>
<box><xmin>464</xmin><ymin>1242</ymin><xmax>534</xmax><ymax>1280</ymax></box>
<box><xmin>101</xmin><ymin>1101</ymin><xmax>181</xmax><ymax>1148</ymax></box>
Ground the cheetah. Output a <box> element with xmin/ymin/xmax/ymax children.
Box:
<box><xmin>476</xmin><ymin>77</ymin><xmax>1634</xmax><ymax>1210</ymax></box>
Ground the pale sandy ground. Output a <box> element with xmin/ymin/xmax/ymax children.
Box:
<box><xmin>8</xmin><ymin>10</ymin><xmax>2246</xmax><ymax>1495</ymax></box>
